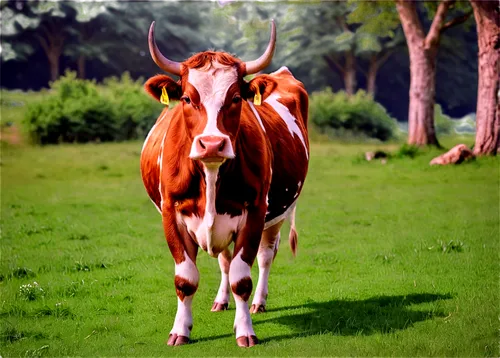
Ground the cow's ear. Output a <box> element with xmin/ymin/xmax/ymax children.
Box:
<box><xmin>144</xmin><ymin>75</ymin><xmax>181</xmax><ymax>103</ymax></box>
<box><xmin>244</xmin><ymin>75</ymin><xmax>277</xmax><ymax>104</ymax></box>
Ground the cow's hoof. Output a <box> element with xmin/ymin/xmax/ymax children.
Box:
<box><xmin>236</xmin><ymin>335</ymin><xmax>259</xmax><ymax>347</ymax></box>
<box><xmin>167</xmin><ymin>334</ymin><xmax>189</xmax><ymax>346</ymax></box>
<box><xmin>211</xmin><ymin>302</ymin><xmax>228</xmax><ymax>312</ymax></box>
<box><xmin>250</xmin><ymin>304</ymin><xmax>266</xmax><ymax>314</ymax></box>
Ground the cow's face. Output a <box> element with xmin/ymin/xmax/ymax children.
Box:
<box><xmin>144</xmin><ymin>21</ymin><xmax>276</xmax><ymax>167</ymax></box>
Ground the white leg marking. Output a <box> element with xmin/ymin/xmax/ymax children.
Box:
<box><xmin>234</xmin><ymin>296</ymin><xmax>256</xmax><ymax>338</ymax></box>
<box><xmin>229</xmin><ymin>249</ymin><xmax>255</xmax><ymax>338</ymax></box>
<box><xmin>170</xmin><ymin>296</ymin><xmax>193</xmax><ymax>337</ymax></box>
<box><xmin>265</xmin><ymin>92</ymin><xmax>308</xmax><ymax>159</ymax></box>
<box><xmin>252</xmin><ymin>233</ymin><xmax>279</xmax><ymax>308</ymax></box>
<box><xmin>214</xmin><ymin>249</ymin><xmax>231</xmax><ymax>305</ymax></box>
<box><xmin>175</xmin><ymin>251</ymin><xmax>199</xmax><ymax>285</ymax></box>
<box><xmin>171</xmin><ymin>252</ymin><xmax>199</xmax><ymax>338</ymax></box>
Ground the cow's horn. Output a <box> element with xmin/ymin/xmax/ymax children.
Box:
<box><xmin>244</xmin><ymin>20</ymin><xmax>276</xmax><ymax>75</ymax></box>
<box><xmin>148</xmin><ymin>21</ymin><xmax>181</xmax><ymax>76</ymax></box>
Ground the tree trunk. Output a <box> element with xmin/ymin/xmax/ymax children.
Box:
<box><xmin>406</xmin><ymin>46</ymin><xmax>439</xmax><ymax>146</ymax></box>
<box><xmin>470</xmin><ymin>0</ymin><xmax>500</xmax><ymax>155</ymax></box>
<box><xmin>344</xmin><ymin>50</ymin><xmax>356</xmax><ymax>96</ymax></box>
<box><xmin>47</xmin><ymin>51</ymin><xmax>60</xmax><ymax>82</ymax></box>
<box><xmin>396</xmin><ymin>0</ymin><xmax>454</xmax><ymax>147</ymax></box>
<box><xmin>366</xmin><ymin>55</ymin><xmax>378</xmax><ymax>96</ymax></box>
<box><xmin>77</xmin><ymin>55</ymin><xmax>86</xmax><ymax>79</ymax></box>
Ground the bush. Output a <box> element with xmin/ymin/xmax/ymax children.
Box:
<box><xmin>103</xmin><ymin>72</ymin><xmax>163</xmax><ymax>140</ymax></box>
<box><xmin>434</xmin><ymin>104</ymin><xmax>476</xmax><ymax>137</ymax></box>
<box><xmin>23</xmin><ymin>71</ymin><xmax>163</xmax><ymax>144</ymax></box>
<box><xmin>309</xmin><ymin>88</ymin><xmax>398</xmax><ymax>141</ymax></box>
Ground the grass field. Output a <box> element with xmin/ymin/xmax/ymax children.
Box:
<box><xmin>1</xmin><ymin>131</ymin><xmax>498</xmax><ymax>356</ymax></box>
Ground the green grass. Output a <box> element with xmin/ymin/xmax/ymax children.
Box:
<box><xmin>1</xmin><ymin>138</ymin><xmax>498</xmax><ymax>356</ymax></box>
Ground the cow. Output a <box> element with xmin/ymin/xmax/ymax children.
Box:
<box><xmin>140</xmin><ymin>20</ymin><xmax>309</xmax><ymax>347</ymax></box>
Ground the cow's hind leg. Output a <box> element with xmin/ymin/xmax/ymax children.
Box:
<box><xmin>212</xmin><ymin>248</ymin><xmax>231</xmax><ymax>311</ymax></box>
<box><xmin>250</xmin><ymin>220</ymin><xmax>284</xmax><ymax>314</ymax></box>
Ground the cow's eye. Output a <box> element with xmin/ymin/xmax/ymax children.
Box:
<box><xmin>232</xmin><ymin>96</ymin><xmax>241</xmax><ymax>104</ymax></box>
<box><xmin>181</xmin><ymin>96</ymin><xmax>191</xmax><ymax>104</ymax></box>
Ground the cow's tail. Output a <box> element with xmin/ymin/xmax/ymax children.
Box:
<box><xmin>288</xmin><ymin>205</ymin><xmax>298</xmax><ymax>256</ymax></box>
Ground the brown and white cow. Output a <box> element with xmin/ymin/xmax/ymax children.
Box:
<box><xmin>140</xmin><ymin>20</ymin><xmax>309</xmax><ymax>347</ymax></box>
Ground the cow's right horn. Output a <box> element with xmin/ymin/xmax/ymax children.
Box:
<box><xmin>244</xmin><ymin>20</ymin><xmax>276</xmax><ymax>75</ymax></box>
<box><xmin>148</xmin><ymin>21</ymin><xmax>181</xmax><ymax>76</ymax></box>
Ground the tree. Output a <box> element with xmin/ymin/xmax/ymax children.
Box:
<box><xmin>396</xmin><ymin>0</ymin><xmax>474</xmax><ymax>146</ymax></box>
<box><xmin>470</xmin><ymin>0</ymin><xmax>499</xmax><ymax>155</ymax></box>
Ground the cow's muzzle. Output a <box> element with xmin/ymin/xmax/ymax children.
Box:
<box><xmin>189</xmin><ymin>135</ymin><xmax>235</xmax><ymax>163</ymax></box>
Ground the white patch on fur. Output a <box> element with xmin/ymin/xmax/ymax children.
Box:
<box><xmin>229</xmin><ymin>249</ymin><xmax>250</xmax><ymax>288</ymax></box>
<box><xmin>264</xmin><ymin>199</ymin><xmax>297</xmax><ymax>230</ymax></box>
<box><xmin>234</xmin><ymin>296</ymin><xmax>256</xmax><ymax>338</ymax></box>
<box><xmin>248</xmin><ymin>101</ymin><xmax>266</xmax><ymax>132</ymax></box>
<box><xmin>265</xmin><ymin>92</ymin><xmax>308</xmax><ymax>159</ymax></box>
<box><xmin>188</xmin><ymin>63</ymin><xmax>237</xmax><ymax>159</ymax></box>
<box><xmin>252</xmin><ymin>232</ymin><xmax>278</xmax><ymax>307</ymax></box>
<box><xmin>214</xmin><ymin>251</ymin><xmax>231</xmax><ymax>305</ymax></box>
<box><xmin>157</xmin><ymin>132</ymin><xmax>168</xmax><ymax>212</ymax></box>
<box><xmin>170</xmin><ymin>296</ymin><xmax>193</xmax><ymax>338</ymax></box>
<box><xmin>175</xmin><ymin>251</ymin><xmax>199</xmax><ymax>286</ymax></box>
<box><xmin>271</xmin><ymin>66</ymin><xmax>292</xmax><ymax>76</ymax></box>
<box><xmin>179</xmin><ymin>166</ymin><xmax>246</xmax><ymax>256</ymax></box>
<box><xmin>229</xmin><ymin>249</ymin><xmax>255</xmax><ymax>338</ymax></box>
<box><xmin>182</xmin><ymin>213</ymin><xmax>246</xmax><ymax>257</ymax></box>
<box><xmin>141</xmin><ymin>109</ymin><xmax>168</xmax><ymax>154</ymax></box>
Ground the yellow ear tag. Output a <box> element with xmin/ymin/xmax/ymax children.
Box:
<box><xmin>160</xmin><ymin>87</ymin><xmax>169</xmax><ymax>106</ymax></box>
<box><xmin>254</xmin><ymin>89</ymin><xmax>262</xmax><ymax>106</ymax></box>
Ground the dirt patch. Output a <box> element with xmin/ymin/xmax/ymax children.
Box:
<box><xmin>0</xmin><ymin>125</ymin><xmax>23</xmax><ymax>145</ymax></box>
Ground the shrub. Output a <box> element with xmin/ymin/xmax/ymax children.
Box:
<box><xmin>103</xmin><ymin>72</ymin><xmax>163</xmax><ymax>140</ymax></box>
<box><xmin>23</xmin><ymin>71</ymin><xmax>162</xmax><ymax>144</ymax></box>
<box><xmin>434</xmin><ymin>104</ymin><xmax>476</xmax><ymax>137</ymax></box>
<box><xmin>309</xmin><ymin>88</ymin><xmax>398</xmax><ymax>141</ymax></box>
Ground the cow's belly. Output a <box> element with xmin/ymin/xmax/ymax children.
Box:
<box><xmin>179</xmin><ymin>212</ymin><xmax>247</xmax><ymax>256</ymax></box>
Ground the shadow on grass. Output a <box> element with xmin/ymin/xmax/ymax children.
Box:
<box><xmin>191</xmin><ymin>293</ymin><xmax>451</xmax><ymax>344</ymax></box>
<box><xmin>257</xmin><ymin>293</ymin><xmax>452</xmax><ymax>343</ymax></box>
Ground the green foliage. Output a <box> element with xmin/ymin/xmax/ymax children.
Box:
<box><xmin>395</xmin><ymin>143</ymin><xmax>420</xmax><ymax>159</ymax></box>
<box><xmin>434</xmin><ymin>104</ymin><xmax>476</xmax><ymax>137</ymax></box>
<box><xmin>23</xmin><ymin>72</ymin><xmax>117</xmax><ymax>144</ymax></box>
<box><xmin>23</xmin><ymin>72</ymin><xmax>161</xmax><ymax>144</ymax></box>
<box><xmin>310</xmin><ymin>88</ymin><xmax>398</xmax><ymax>141</ymax></box>
<box><xmin>104</xmin><ymin>72</ymin><xmax>163</xmax><ymax>141</ymax></box>
<box><xmin>18</xmin><ymin>282</ymin><xmax>44</xmax><ymax>301</ymax></box>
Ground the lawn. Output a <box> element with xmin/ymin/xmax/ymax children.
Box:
<box><xmin>0</xmin><ymin>130</ymin><xmax>498</xmax><ymax>355</ymax></box>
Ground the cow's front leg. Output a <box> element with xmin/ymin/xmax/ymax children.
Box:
<box><xmin>229</xmin><ymin>209</ymin><xmax>265</xmax><ymax>347</ymax></box>
<box><xmin>212</xmin><ymin>248</ymin><xmax>231</xmax><ymax>311</ymax></box>
<box><xmin>168</xmin><ymin>250</ymin><xmax>199</xmax><ymax>345</ymax></box>
<box><xmin>251</xmin><ymin>220</ymin><xmax>283</xmax><ymax>313</ymax></box>
<box><xmin>163</xmin><ymin>212</ymin><xmax>199</xmax><ymax>346</ymax></box>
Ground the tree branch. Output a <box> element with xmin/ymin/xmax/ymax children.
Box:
<box><xmin>376</xmin><ymin>49</ymin><xmax>394</xmax><ymax>68</ymax></box>
<box><xmin>34</xmin><ymin>33</ymin><xmax>50</xmax><ymax>54</ymax></box>
<box><xmin>440</xmin><ymin>11</ymin><xmax>473</xmax><ymax>33</ymax></box>
<box><xmin>323</xmin><ymin>55</ymin><xmax>345</xmax><ymax>74</ymax></box>
<box><xmin>424</xmin><ymin>0</ymin><xmax>455</xmax><ymax>49</ymax></box>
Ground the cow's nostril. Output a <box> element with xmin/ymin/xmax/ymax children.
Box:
<box><xmin>218</xmin><ymin>141</ymin><xmax>225</xmax><ymax>152</ymax></box>
<box><xmin>199</xmin><ymin>139</ymin><xmax>206</xmax><ymax>150</ymax></box>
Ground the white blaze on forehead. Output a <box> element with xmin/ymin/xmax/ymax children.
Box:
<box><xmin>188</xmin><ymin>62</ymin><xmax>237</xmax><ymax>159</ymax></box>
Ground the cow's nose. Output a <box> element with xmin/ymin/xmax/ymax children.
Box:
<box><xmin>196</xmin><ymin>135</ymin><xmax>227</xmax><ymax>159</ymax></box>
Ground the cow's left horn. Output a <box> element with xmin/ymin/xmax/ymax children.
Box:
<box><xmin>148</xmin><ymin>21</ymin><xmax>181</xmax><ymax>76</ymax></box>
<box><xmin>244</xmin><ymin>20</ymin><xmax>276</xmax><ymax>75</ymax></box>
